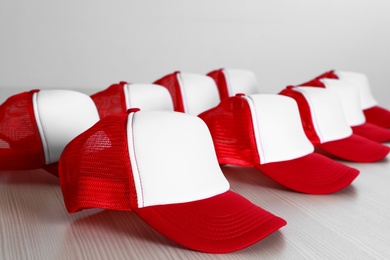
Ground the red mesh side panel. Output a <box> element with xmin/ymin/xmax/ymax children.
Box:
<box><xmin>154</xmin><ymin>71</ymin><xmax>185</xmax><ymax>112</ymax></box>
<box><xmin>207</xmin><ymin>69</ymin><xmax>230</xmax><ymax>101</ymax></box>
<box><xmin>0</xmin><ymin>90</ymin><xmax>45</xmax><ymax>170</ymax></box>
<box><xmin>279</xmin><ymin>88</ymin><xmax>321</xmax><ymax>144</ymax></box>
<box><xmin>59</xmin><ymin>112</ymin><xmax>138</xmax><ymax>213</ymax></box>
<box><xmin>199</xmin><ymin>97</ymin><xmax>260</xmax><ymax>166</ymax></box>
<box><xmin>90</xmin><ymin>82</ymin><xmax>128</xmax><ymax>118</ymax></box>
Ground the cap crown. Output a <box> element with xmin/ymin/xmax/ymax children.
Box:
<box><xmin>299</xmin><ymin>75</ymin><xmax>366</xmax><ymax>127</ymax></box>
<box><xmin>0</xmin><ymin>90</ymin><xmax>99</xmax><ymax>170</ymax></box>
<box><xmin>60</xmin><ymin>111</ymin><xmax>229</xmax><ymax>212</ymax></box>
<box><xmin>34</xmin><ymin>90</ymin><xmax>100</xmax><ymax>164</ymax></box>
<box><xmin>334</xmin><ymin>71</ymin><xmax>378</xmax><ymax>109</ymax></box>
<box><xmin>91</xmin><ymin>82</ymin><xmax>174</xmax><ymax>118</ymax></box>
<box><xmin>199</xmin><ymin>94</ymin><xmax>314</xmax><ymax>165</ymax></box>
<box><xmin>320</xmin><ymin>78</ymin><xmax>365</xmax><ymax>126</ymax></box>
<box><xmin>207</xmin><ymin>68</ymin><xmax>230</xmax><ymax>100</ymax></box>
<box><xmin>154</xmin><ymin>71</ymin><xmax>185</xmax><ymax>112</ymax></box>
<box><xmin>91</xmin><ymin>82</ymin><xmax>127</xmax><ymax>118</ymax></box>
<box><xmin>0</xmin><ymin>90</ymin><xmax>45</xmax><ymax>170</ymax></box>
<box><xmin>207</xmin><ymin>69</ymin><xmax>259</xmax><ymax>100</ymax></box>
<box><xmin>155</xmin><ymin>72</ymin><xmax>220</xmax><ymax>115</ymax></box>
<box><xmin>280</xmin><ymin>87</ymin><xmax>353</xmax><ymax>144</ymax></box>
<box><xmin>244</xmin><ymin>94</ymin><xmax>313</xmax><ymax>164</ymax></box>
<box><xmin>224</xmin><ymin>69</ymin><xmax>259</xmax><ymax>96</ymax></box>
<box><xmin>124</xmin><ymin>84</ymin><xmax>173</xmax><ymax>112</ymax></box>
<box><xmin>60</xmin><ymin>112</ymin><xmax>136</xmax><ymax>212</ymax></box>
<box><xmin>199</xmin><ymin>96</ymin><xmax>259</xmax><ymax>166</ymax></box>
<box><xmin>128</xmin><ymin>111</ymin><xmax>229</xmax><ymax>207</ymax></box>
<box><xmin>178</xmin><ymin>73</ymin><xmax>220</xmax><ymax>115</ymax></box>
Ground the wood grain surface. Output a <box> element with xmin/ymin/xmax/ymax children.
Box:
<box><xmin>1</xmin><ymin>160</ymin><xmax>390</xmax><ymax>259</ymax></box>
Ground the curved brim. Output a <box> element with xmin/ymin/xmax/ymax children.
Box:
<box><xmin>255</xmin><ymin>153</ymin><xmax>359</xmax><ymax>194</ymax></box>
<box><xmin>134</xmin><ymin>190</ymin><xmax>286</xmax><ymax>253</ymax></box>
<box><xmin>363</xmin><ymin>106</ymin><xmax>390</xmax><ymax>128</ymax></box>
<box><xmin>316</xmin><ymin>134</ymin><xmax>390</xmax><ymax>162</ymax></box>
<box><xmin>352</xmin><ymin>122</ymin><xmax>390</xmax><ymax>143</ymax></box>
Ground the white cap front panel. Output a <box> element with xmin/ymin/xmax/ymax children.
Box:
<box><xmin>124</xmin><ymin>84</ymin><xmax>174</xmax><ymax>111</ymax></box>
<box><xmin>335</xmin><ymin>71</ymin><xmax>378</xmax><ymax>109</ymax></box>
<box><xmin>224</xmin><ymin>69</ymin><xmax>259</xmax><ymax>96</ymax></box>
<box><xmin>321</xmin><ymin>78</ymin><xmax>366</xmax><ymax>127</ymax></box>
<box><xmin>177</xmin><ymin>73</ymin><xmax>220</xmax><ymax>115</ymax></box>
<box><xmin>127</xmin><ymin>111</ymin><xmax>229</xmax><ymax>207</ymax></box>
<box><xmin>245</xmin><ymin>94</ymin><xmax>314</xmax><ymax>164</ymax></box>
<box><xmin>293</xmin><ymin>87</ymin><xmax>353</xmax><ymax>143</ymax></box>
<box><xmin>33</xmin><ymin>90</ymin><xmax>100</xmax><ymax>164</ymax></box>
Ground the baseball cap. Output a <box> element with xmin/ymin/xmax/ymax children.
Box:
<box><xmin>299</xmin><ymin>76</ymin><xmax>390</xmax><ymax>143</ymax></box>
<box><xmin>280</xmin><ymin>86</ymin><xmax>390</xmax><ymax>162</ymax></box>
<box><xmin>198</xmin><ymin>93</ymin><xmax>359</xmax><ymax>194</ymax></box>
<box><xmin>59</xmin><ymin>109</ymin><xmax>286</xmax><ymax>253</ymax></box>
<box><xmin>314</xmin><ymin>70</ymin><xmax>390</xmax><ymax>128</ymax></box>
<box><xmin>207</xmin><ymin>68</ymin><xmax>259</xmax><ymax>100</ymax></box>
<box><xmin>91</xmin><ymin>82</ymin><xmax>174</xmax><ymax>118</ymax></box>
<box><xmin>0</xmin><ymin>89</ymin><xmax>100</xmax><ymax>175</ymax></box>
<box><xmin>154</xmin><ymin>71</ymin><xmax>220</xmax><ymax>115</ymax></box>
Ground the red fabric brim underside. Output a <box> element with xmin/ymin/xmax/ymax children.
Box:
<box><xmin>134</xmin><ymin>190</ymin><xmax>286</xmax><ymax>253</ymax></box>
<box><xmin>352</xmin><ymin>122</ymin><xmax>390</xmax><ymax>143</ymax></box>
<box><xmin>255</xmin><ymin>153</ymin><xmax>359</xmax><ymax>194</ymax></box>
<box><xmin>363</xmin><ymin>106</ymin><xmax>390</xmax><ymax>128</ymax></box>
<box><xmin>316</xmin><ymin>134</ymin><xmax>390</xmax><ymax>162</ymax></box>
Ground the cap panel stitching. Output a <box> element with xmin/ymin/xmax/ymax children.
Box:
<box><xmin>32</xmin><ymin>91</ymin><xmax>50</xmax><ymax>164</ymax></box>
<box><xmin>127</xmin><ymin>112</ymin><xmax>145</xmax><ymax>208</ymax></box>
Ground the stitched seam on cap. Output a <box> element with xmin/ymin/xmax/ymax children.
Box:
<box><xmin>131</xmin><ymin>115</ymin><xmax>145</xmax><ymax>207</ymax></box>
<box><xmin>123</xmin><ymin>83</ymin><xmax>131</xmax><ymax>109</ymax></box>
<box><xmin>242</xmin><ymin>96</ymin><xmax>265</xmax><ymax>164</ymax></box>
<box><xmin>32</xmin><ymin>92</ymin><xmax>50</xmax><ymax>164</ymax></box>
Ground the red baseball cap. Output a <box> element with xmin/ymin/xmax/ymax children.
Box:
<box><xmin>0</xmin><ymin>89</ymin><xmax>99</xmax><ymax>175</ymax></box>
<box><xmin>199</xmin><ymin>93</ymin><xmax>359</xmax><ymax>194</ymax></box>
<box><xmin>154</xmin><ymin>71</ymin><xmax>220</xmax><ymax>115</ymax></box>
<box><xmin>59</xmin><ymin>109</ymin><xmax>286</xmax><ymax>253</ymax></box>
<box><xmin>280</xmin><ymin>86</ymin><xmax>390</xmax><ymax>162</ymax></box>
<box><xmin>91</xmin><ymin>82</ymin><xmax>174</xmax><ymax>118</ymax></box>
<box><xmin>207</xmin><ymin>68</ymin><xmax>259</xmax><ymax>100</ymax></box>
<box><xmin>299</xmin><ymin>76</ymin><xmax>390</xmax><ymax>143</ymax></box>
<box><xmin>313</xmin><ymin>70</ymin><xmax>390</xmax><ymax>128</ymax></box>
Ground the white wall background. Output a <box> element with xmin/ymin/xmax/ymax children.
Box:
<box><xmin>1</xmin><ymin>0</ymin><xmax>390</xmax><ymax>106</ymax></box>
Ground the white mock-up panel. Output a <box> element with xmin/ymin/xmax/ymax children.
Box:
<box><xmin>244</xmin><ymin>94</ymin><xmax>314</xmax><ymax>164</ymax></box>
<box><xmin>293</xmin><ymin>87</ymin><xmax>353</xmax><ymax>143</ymax></box>
<box><xmin>33</xmin><ymin>90</ymin><xmax>100</xmax><ymax>164</ymax></box>
<box><xmin>177</xmin><ymin>73</ymin><xmax>220</xmax><ymax>115</ymax></box>
<box><xmin>335</xmin><ymin>71</ymin><xmax>378</xmax><ymax>109</ymax></box>
<box><xmin>124</xmin><ymin>83</ymin><xmax>174</xmax><ymax>111</ymax></box>
<box><xmin>224</xmin><ymin>69</ymin><xmax>259</xmax><ymax>96</ymax></box>
<box><xmin>321</xmin><ymin>78</ymin><xmax>366</xmax><ymax>126</ymax></box>
<box><xmin>127</xmin><ymin>111</ymin><xmax>229</xmax><ymax>207</ymax></box>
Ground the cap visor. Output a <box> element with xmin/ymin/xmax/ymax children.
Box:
<box><xmin>316</xmin><ymin>134</ymin><xmax>390</xmax><ymax>162</ymax></box>
<box><xmin>352</xmin><ymin>122</ymin><xmax>390</xmax><ymax>143</ymax></box>
<box><xmin>255</xmin><ymin>153</ymin><xmax>359</xmax><ymax>194</ymax></box>
<box><xmin>134</xmin><ymin>190</ymin><xmax>286</xmax><ymax>253</ymax></box>
<box><xmin>363</xmin><ymin>106</ymin><xmax>390</xmax><ymax>128</ymax></box>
